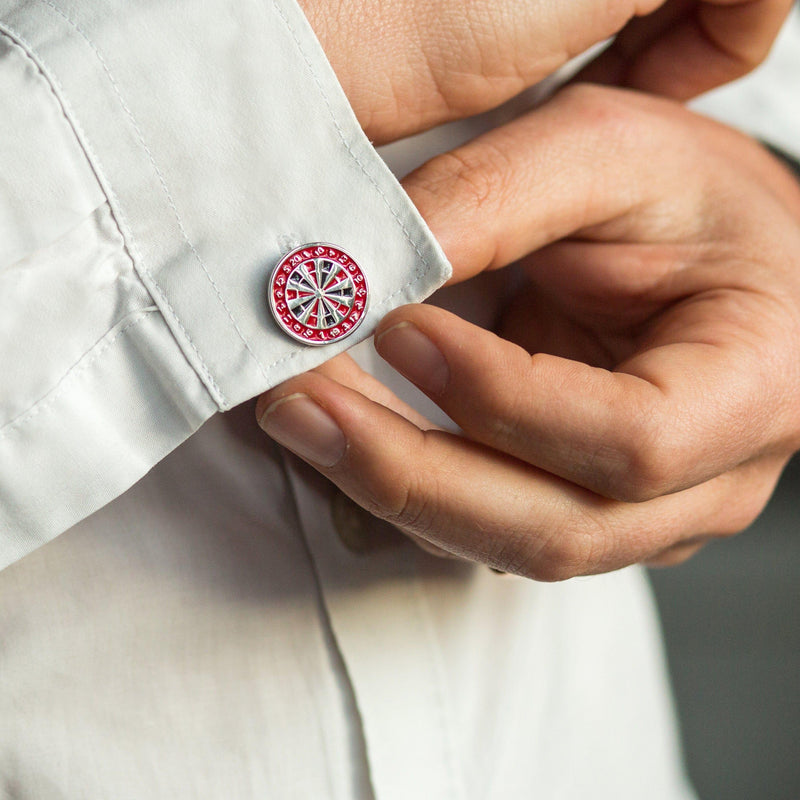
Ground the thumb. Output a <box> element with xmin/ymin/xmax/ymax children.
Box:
<box><xmin>400</xmin><ymin>84</ymin><xmax>707</xmax><ymax>285</ymax></box>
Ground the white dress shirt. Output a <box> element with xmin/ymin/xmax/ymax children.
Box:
<box><xmin>0</xmin><ymin>0</ymin><xmax>797</xmax><ymax>796</ymax></box>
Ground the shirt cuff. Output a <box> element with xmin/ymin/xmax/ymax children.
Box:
<box><xmin>0</xmin><ymin>0</ymin><xmax>451</xmax><ymax>569</ymax></box>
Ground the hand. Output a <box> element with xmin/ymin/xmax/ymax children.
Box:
<box><xmin>257</xmin><ymin>85</ymin><xmax>800</xmax><ymax>579</ymax></box>
<box><xmin>300</xmin><ymin>0</ymin><xmax>793</xmax><ymax>143</ymax></box>
<box><xmin>577</xmin><ymin>0</ymin><xmax>795</xmax><ymax>99</ymax></box>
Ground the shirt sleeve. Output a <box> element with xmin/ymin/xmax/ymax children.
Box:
<box><xmin>0</xmin><ymin>0</ymin><xmax>451</xmax><ymax>570</ymax></box>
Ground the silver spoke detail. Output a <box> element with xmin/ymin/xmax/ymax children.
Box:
<box><xmin>288</xmin><ymin>277</ymin><xmax>315</xmax><ymax>295</ymax></box>
<box><xmin>319</xmin><ymin>260</ymin><xmax>339</xmax><ymax>290</ymax></box>
<box><xmin>288</xmin><ymin>292</ymin><xmax>315</xmax><ymax>311</ymax></box>
<box><xmin>326</xmin><ymin>277</ymin><xmax>354</xmax><ymax>295</ymax></box>
<box><xmin>319</xmin><ymin>297</ymin><xmax>345</xmax><ymax>326</ymax></box>
<box><xmin>296</xmin><ymin>297</ymin><xmax>319</xmax><ymax>324</ymax></box>
<box><xmin>298</xmin><ymin>262</ymin><xmax>317</xmax><ymax>291</ymax></box>
<box><xmin>324</xmin><ymin>290</ymin><xmax>353</xmax><ymax>304</ymax></box>
<box><xmin>283</xmin><ymin>258</ymin><xmax>359</xmax><ymax>330</ymax></box>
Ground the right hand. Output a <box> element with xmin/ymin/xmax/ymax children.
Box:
<box><xmin>300</xmin><ymin>0</ymin><xmax>793</xmax><ymax>144</ymax></box>
<box><xmin>257</xmin><ymin>84</ymin><xmax>800</xmax><ymax>578</ymax></box>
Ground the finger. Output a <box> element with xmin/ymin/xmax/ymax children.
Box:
<box><xmin>402</xmin><ymin>82</ymin><xmax>799</xmax><ymax>283</ymax></box>
<box><xmin>255</xmin><ymin>372</ymin><xmax>778</xmax><ymax>579</ymax></box>
<box><xmin>577</xmin><ymin>0</ymin><xmax>794</xmax><ymax>99</ymax></box>
<box><xmin>313</xmin><ymin>353</ymin><xmax>438</xmax><ymax>430</ymax></box>
<box><xmin>312</xmin><ymin>354</ymin><xmax>456</xmax><ymax>557</ymax></box>
<box><xmin>646</xmin><ymin>451</ymin><xmax>788</xmax><ymax>565</ymax></box>
<box><xmin>401</xmin><ymin>83</ymin><xmax>726</xmax><ymax>284</ymax></box>
<box><xmin>372</xmin><ymin>299</ymin><xmax>791</xmax><ymax>503</ymax></box>
<box><xmin>398</xmin><ymin>86</ymin><xmax>800</xmax><ymax>499</ymax></box>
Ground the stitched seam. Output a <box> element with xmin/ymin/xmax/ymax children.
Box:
<box><xmin>0</xmin><ymin>311</ymin><xmax>156</xmax><ymax>440</ymax></box>
<box><xmin>0</xmin><ymin>22</ymin><xmax>228</xmax><ymax>407</ymax></box>
<box><xmin>411</xmin><ymin>571</ymin><xmax>467</xmax><ymax>800</ymax></box>
<box><xmin>264</xmin><ymin>1</ymin><xmax>438</xmax><ymax>349</ymax></box>
<box><xmin>11</xmin><ymin>1</ymin><xmax>444</xmax><ymax>392</ymax></box>
<box><xmin>38</xmin><ymin>0</ymin><xmax>269</xmax><ymax>386</ymax></box>
<box><xmin>261</xmin><ymin>0</ymin><xmax>440</xmax><ymax>372</ymax></box>
<box><xmin>277</xmin><ymin>455</ymin><xmax>375</xmax><ymax>800</ymax></box>
<box><xmin>259</xmin><ymin>284</ymin><xmax>432</xmax><ymax>373</ymax></box>
<box><xmin>270</xmin><ymin>0</ymin><xmax>430</xmax><ymax>266</ymax></box>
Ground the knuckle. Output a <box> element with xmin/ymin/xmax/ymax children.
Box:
<box><xmin>352</xmin><ymin>462</ymin><xmax>415</xmax><ymax>525</ymax></box>
<box><xmin>483</xmin><ymin>528</ymin><xmax>538</xmax><ymax>577</ymax></box>
<box><xmin>714</xmin><ymin>469</ymin><xmax>780</xmax><ymax>536</ymax></box>
<box><xmin>475</xmin><ymin>389</ymin><xmax>524</xmax><ymax>449</ymax></box>
<box><xmin>603</xmin><ymin>415</ymin><xmax>682</xmax><ymax>502</ymax></box>
<box><xmin>536</xmin><ymin>527</ymin><xmax>602</xmax><ymax>582</ymax></box>
<box><xmin>528</xmin><ymin>548</ymin><xmax>582</xmax><ymax>582</ymax></box>
<box><xmin>699</xmin><ymin>16</ymin><xmax>775</xmax><ymax>75</ymax></box>
<box><xmin>468</xmin><ymin>349</ymin><xmax>538</xmax><ymax>450</ymax></box>
<box><xmin>617</xmin><ymin>449</ymin><xmax>673</xmax><ymax>502</ymax></box>
<box><xmin>489</xmin><ymin>515</ymin><xmax>605</xmax><ymax>582</ymax></box>
<box><xmin>421</xmin><ymin>145</ymin><xmax>509</xmax><ymax>216</ymax></box>
<box><xmin>556</xmin><ymin>82</ymin><xmax>665</xmax><ymax>154</ymax></box>
<box><xmin>375</xmin><ymin>468</ymin><xmax>441</xmax><ymax>540</ymax></box>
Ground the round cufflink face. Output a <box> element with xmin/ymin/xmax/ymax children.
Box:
<box><xmin>269</xmin><ymin>243</ymin><xmax>369</xmax><ymax>346</ymax></box>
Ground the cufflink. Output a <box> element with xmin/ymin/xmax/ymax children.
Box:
<box><xmin>269</xmin><ymin>243</ymin><xmax>369</xmax><ymax>346</ymax></box>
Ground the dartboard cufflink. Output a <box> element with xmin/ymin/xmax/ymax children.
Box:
<box><xmin>268</xmin><ymin>243</ymin><xmax>369</xmax><ymax>346</ymax></box>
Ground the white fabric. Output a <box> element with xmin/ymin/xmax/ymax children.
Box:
<box><xmin>0</xmin><ymin>0</ymin><xmax>450</xmax><ymax>566</ymax></box>
<box><xmin>0</xmin><ymin>0</ymin><xmax>797</xmax><ymax>797</ymax></box>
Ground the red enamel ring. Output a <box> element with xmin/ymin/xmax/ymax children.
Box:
<box><xmin>268</xmin><ymin>243</ymin><xmax>369</xmax><ymax>346</ymax></box>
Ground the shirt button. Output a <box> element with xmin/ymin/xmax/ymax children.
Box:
<box><xmin>331</xmin><ymin>490</ymin><xmax>403</xmax><ymax>554</ymax></box>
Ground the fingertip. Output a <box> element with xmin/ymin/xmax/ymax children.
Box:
<box><xmin>258</xmin><ymin>391</ymin><xmax>348</xmax><ymax>468</ymax></box>
<box><xmin>374</xmin><ymin>304</ymin><xmax>425</xmax><ymax>338</ymax></box>
<box><xmin>376</xmin><ymin>302</ymin><xmax>459</xmax><ymax>336</ymax></box>
<box><xmin>254</xmin><ymin>392</ymin><xmax>269</xmax><ymax>423</ymax></box>
<box><xmin>375</xmin><ymin>320</ymin><xmax>450</xmax><ymax>396</ymax></box>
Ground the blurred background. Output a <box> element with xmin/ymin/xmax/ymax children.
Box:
<box><xmin>649</xmin><ymin>455</ymin><xmax>800</xmax><ymax>800</ymax></box>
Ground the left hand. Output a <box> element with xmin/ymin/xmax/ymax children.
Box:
<box><xmin>257</xmin><ymin>85</ymin><xmax>800</xmax><ymax>579</ymax></box>
<box><xmin>575</xmin><ymin>0</ymin><xmax>794</xmax><ymax>99</ymax></box>
<box><xmin>300</xmin><ymin>0</ymin><xmax>792</xmax><ymax>143</ymax></box>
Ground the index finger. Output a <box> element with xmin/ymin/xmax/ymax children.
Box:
<box><xmin>255</xmin><ymin>370</ymin><xmax>771</xmax><ymax>579</ymax></box>
<box><xmin>401</xmin><ymin>84</ymin><xmax>720</xmax><ymax>285</ymax></box>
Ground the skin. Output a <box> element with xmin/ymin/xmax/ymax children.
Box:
<box><xmin>299</xmin><ymin>0</ymin><xmax>793</xmax><ymax>143</ymax></box>
<box><xmin>257</xmin><ymin>85</ymin><xmax>800</xmax><ymax>579</ymax></box>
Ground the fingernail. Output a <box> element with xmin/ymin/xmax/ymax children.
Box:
<box><xmin>258</xmin><ymin>393</ymin><xmax>346</xmax><ymax>467</ymax></box>
<box><xmin>375</xmin><ymin>322</ymin><xmax>449</xmax><ymax>395</ymax></box>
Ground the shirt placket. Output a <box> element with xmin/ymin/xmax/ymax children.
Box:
<box><xmin>282</xmin><ymin>452</ymin><xmax>466</xmax><ymax>800</ymax></box>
